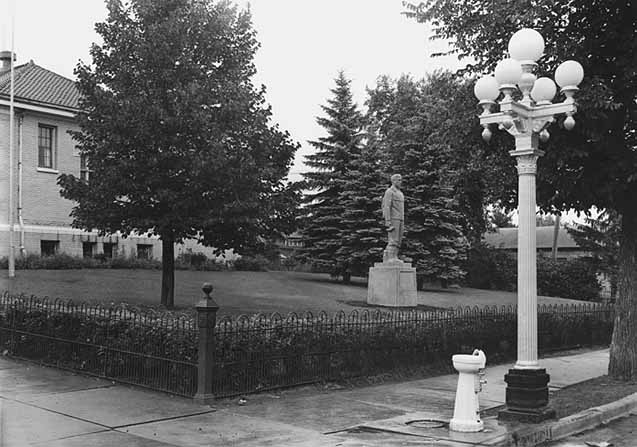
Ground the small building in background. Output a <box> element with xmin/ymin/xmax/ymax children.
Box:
<box><xmin>484</xmin><ymin>225</ymin><xmax>612</xmax><ymax>301</ymax></box>
<box><xmin>483</xmin><ymin>225</ymin><xmax>590</xmax><ymax>260</ymax></box>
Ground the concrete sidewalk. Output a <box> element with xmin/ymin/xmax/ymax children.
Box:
<box><xmin>0</xmin><ymin>349</ymin><xmax>610</xmax><ymax>446</ymax></box>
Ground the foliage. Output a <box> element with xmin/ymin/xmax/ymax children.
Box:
<box><xmin>233</xmin><ymin>255</ymin><xmax>270</xmax><ymax>271</ymax></box>
<box><xmin>107</xmin><ymin>255</ymin><xmax>163</xmax><ymax>269</ymax></box>
<box><xmin>0</xmin><ymin>292</ymin><xmax>612</xmax><ymax>396</ymax></box>
<box><xmin>404</xmin><ymin>0</ymin><xmax>637</xmax><ymax>379</ymax></box>
<box><xmin>568</xmin><ymin>211</ymin><xmax>620</xmax><ymax>297</ymax></box>
<box><xmin>176</xmin><ymin>252</ymin><xmax>209</xmax><ymax>269</ymax></box>
<box><xmin>0</xmin><ymin>253</ymin><xmax>228</xmax><ymax>271</ymax></box>
<box><xmin>57</xmin><ymin>0</ymin><xmax>299</xmax><ymax>307</ymax></box>
<box><xmin>537</xmin><ymin>256</ymin><xmax>601</xmax><ymax>302</ymax></box>
<box><xmin>465</xmin><ymin>245</ymin><xmax>602</xmax><ymax>301</ymax></box>
<box><xmin>367</xmin><ymin>74</ymin><xmax>469</xmax><ymax>283</ymax></box>
<box><xmin>0</xmin><ymin>295</ymin><xmax>196</xmax><ymax>395</ymax></box>
<box><xmin>412</xmin><ymin>72</ymin><xmax>512</xmax><ymax>244</ymax></box>
<box><xmin>334</xmin><ymin>127</ymin><xmax>386</xmax><ymax>279</ymax></box>
<box><xmin>299</xmin><ymin>71</ymin><xmax>365</xmax><ymax>279</ymax></box>
<box><xmin>464</xmin><ymin>243</ymin><xmax>517</xmax><ymax>291</ymax></box>
<box><xmin>488</xmin><ymin>207</ymin><xmax>515</xmax><ymax>229</ymax></box>
<box><xmin>0</xmin><ymin>253</ymin><xmax>103</xmax><ymax>270</ymax></box>
<box><xmin>302</xmin><ymin>70</ymin><xmax>513</xmax><ymax>283</ymax></box>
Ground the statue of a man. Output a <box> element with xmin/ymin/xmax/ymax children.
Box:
<box><xmin>382</xmin><ymin>173</ymin><xmax>404</xmax><ymax>262</ymax></box>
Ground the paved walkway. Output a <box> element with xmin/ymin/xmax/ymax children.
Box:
<box><xmin>0</xmin><ymin>349</ymin><xmax>610</xmax><ymax>446</ymax></box>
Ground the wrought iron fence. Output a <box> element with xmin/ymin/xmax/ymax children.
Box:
<box><xmin>0</xmin><ymin>291</ymin><xmax>614</xmax><ymax>399</ymax></box>
<box><xmin>211</xmin><ymin>303</ymin><xmax>613</xmax><ymax>397</ymax></box>
<box><xmin>0</xmin><ymin>292</ymin><xmax>197</xmax><ymax>396</ymax></box>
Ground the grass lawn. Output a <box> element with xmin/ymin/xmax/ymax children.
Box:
<box><xmin>0</xmin><ymin>269</ymin><xmax>587</xmax><ymax>316</ymax></box>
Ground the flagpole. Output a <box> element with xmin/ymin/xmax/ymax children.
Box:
<box><xmin>7</xmin><ymin>0</ymin><xmax>15</xmax><ymax>277</ymax></box>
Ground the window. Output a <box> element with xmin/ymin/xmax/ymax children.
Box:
<box><xmin>83</xmin><ymin>242</ymin><xmax>96</xmax><ymax>258</ymax></box>
<box><xmin>38</xmin><ymin>125</ymin><xmax>56</xmax><ymax>169</ymax></box>
<box><xmin>103</xmin><ymin>243</ymin><xmax>117</xmax><ymax>258</ymax></box>
<box><xmin>80</xmin><ymin>155</ymin><xmax>92</xmax><ymax>182</ymax></box>
<box><xmin>41</xmin><ymin>240</ymin><xmax>59</xmax><ymax>257</ymax></box>
<box><xmin>137</xmin><ymin>244</ymin><xmax>153</xmax><ymax>260</ymax></box>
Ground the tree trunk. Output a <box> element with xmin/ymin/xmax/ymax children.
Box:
<box><xmin>608</xmin><ymin>209</ymin><xmax>637</xmax><ymax>380</ymax></box>
<box><xmin>551</xmin><ymin>214</ymin><xmax>560</xmax><ymax>261</ymax></box>
<box><xmin>161</xmin><ymin>232</ymin><xmax>175</xmax><ymax>309</ymax></box>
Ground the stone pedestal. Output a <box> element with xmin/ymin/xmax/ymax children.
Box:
<box><xmin>367</xmin><ymin>260</ymin><xmax>417</xmax><ymax>307</ymax></box>
<box><xmin>498</xmin><ymin>368</ymin><xmax>556</xmax><ymax>423</ymax></box>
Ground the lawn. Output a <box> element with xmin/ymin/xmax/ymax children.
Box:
<box><xmin>0</xmin><ymin>269</ymin><xmax>586</xmax><ymax>316</ymax></box>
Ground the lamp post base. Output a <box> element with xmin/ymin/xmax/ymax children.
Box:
<box><xmin>498</xmin><ymin>368</ymin><xmax>556</xmax><ymax>423</ymax></box>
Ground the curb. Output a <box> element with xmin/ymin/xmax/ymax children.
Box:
<box><xmin>490</xmin><ymin>392</ymin><xmax>637</xmax><ymax>447</ymax></box>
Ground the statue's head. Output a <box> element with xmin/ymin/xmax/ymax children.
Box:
<box><xmin>390</xmin><ymin>174</ymin><xmax>402</xmax><ymax>189</ymax></box>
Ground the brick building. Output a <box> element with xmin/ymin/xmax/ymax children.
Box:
<box><xmin>0</xmin><ymin>52</ymin><xmax>228</xmax><ymax>261</ymax></box>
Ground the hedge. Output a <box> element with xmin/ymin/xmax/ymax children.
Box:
<box><xmin>0</xmin><ymin>253</ymin><xmax>228</xmax><ymax>271</ymax></box>
<box><xmin>465</xmin><ymin>244</ymin><xmax>602</xmax><ymax>301</ymax></box>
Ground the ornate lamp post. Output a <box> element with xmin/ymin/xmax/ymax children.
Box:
<box><xmin>474</xmin><ymin>28</ymin><xmax>584</xmax><ymax>422</ymax></box>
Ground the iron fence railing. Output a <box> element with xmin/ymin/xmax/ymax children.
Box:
<box><xmin>0</xmin><ymin>292</ymin><xmax>197</xmax><ymax>396</ymax></box>
<box><xmin>0</xmin><ymin>291</ymin><xmax>614</xmax><ymax>399</ymax></box>
<box><xmin>211</xmin><ymin>303</ymin><xmax>613</xmax><ymax>397</ymax></box>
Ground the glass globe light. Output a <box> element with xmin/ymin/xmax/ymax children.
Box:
<box><xmin>530</xmin><ymin>77</ymin><xmax>557</xmax><ymax>103</ymax></box>
<box><xmin>494</xmin><ymin>59</ymin><xmax>522</xmax><ymax>86</ymax></box>
<box><xmin>555</xmin><ymin>60</ymin><xmax>584</xmax><ymax>87</ymax></box>
<box><xmin>474</xmin><ymin>76</ymin><xmax>500</xmax><ymax>101</ymax></box>
<box><xmin>508</xmin><ymin>28</ymin><xmax>545</xmax><ymax>62</ymax></box>
<box><xmin>482</xmin><ymin>127</ymin><xmax>492</xmax><ymax>142</ymax></box>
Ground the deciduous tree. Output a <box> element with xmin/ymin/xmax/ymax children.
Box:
<box><xmin>58</xmin><ymin>0</ymin><xmax>299</xmax><ymax>308</ymax></box>
<box><xmin>367</xmin><ymin>75</ymin><xmax>468</xmax><ymax>284</ymax></box>
<box><xmin>568</xmin><ymin>211</ymin><xmax>621</xmax><ymax>299</ymax></box>
<box><xmin>405</xmin><ymin>0</ymin><xmax>637</xmax><ymax>379</ymax></box>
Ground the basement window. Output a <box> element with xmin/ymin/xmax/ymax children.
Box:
<box><xmin>40</xmin><ymin>240</ymin><xmax>59</xmax><ymax>257</ymax></box>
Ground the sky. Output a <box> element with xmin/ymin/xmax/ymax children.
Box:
<box><xmin>1</xmin><ymin>0</ymin><xmax>464</xmax><ymax>181</ymax></box>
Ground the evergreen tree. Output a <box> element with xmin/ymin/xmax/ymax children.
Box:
<box><xmin>368</xmin><ymin>75</ymin><xmax>469</xmax><ymax>285</ymax></box>
<box><xmin>335</xmin><ymin>126</ymin><xmax>386</xmax><ymax>281</ymax></box>
<box><xmin>58</xmin><ymin>0</ymin><xmax>299</xmax><ymax>308</ymax></box>
<box><xmin>300</xmin><ymin>72</ymin><xmax>364</xmax><ymax>278</ymax></box>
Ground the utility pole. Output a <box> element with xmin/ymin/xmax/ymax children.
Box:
<box><xmin>7</xmin><ymin>0</ymin><xmax>16</xmax><ymax>277</ymax></box>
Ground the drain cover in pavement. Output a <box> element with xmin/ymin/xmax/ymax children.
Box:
<box><xmin>406</xmin><ymin>419</ymin><xmax>446</xmax><ymax>429</ymax></box>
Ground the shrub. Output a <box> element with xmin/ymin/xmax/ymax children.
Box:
<box><xmin>466</xmin><ymin>244</ymin><xmax>602</xmax><ymax>301</ymax></box>
<box><xmin>465</xmin><ymin>243</ymin><xmax>516</xmax><ymax>291</ymax></box>
<box><xmin>233</xmin><ymin>255</ymin><xmax>270</xmax><ymax>271</ymax></box>
<box><xmin>109</xmin><ymin>255</ymin><xmax>162</xmax><ymax>269</ymax></box>
<box><xmin>176</xmin><ymin>252</ymin><xmax>207</xmax><ymax>269</ymax></box>
<box><xmin>27</xmin><ymin>253</ymin><xmax>88</xmax><ymax>269</ymax></box>
<box><xmin>0</xmin><ymin>254</ymin><xmax>168</xmax><ymax>270</ymax></box>
<box><xmin>0</xmin><ymin>295</ymin><xmax>196</xmax><ymax>395</ymax></box>
<box><xmin>175</xmin><ymin>252</ymin><xmax>226</xmax><ymax>271</ymax></box>
<box><xmin>212</xmin><ymin>303</ymin><xmax>612</xmax><ymax>394</ymax></box>
<box><xmin>537</xmin><ymin>256</ymin><xmax>601</xmax><ymax>301</ymax></box>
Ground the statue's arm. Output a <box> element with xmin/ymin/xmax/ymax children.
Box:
<box><xmin>382</xmin><ymin>189</ymin><xmax>392</xmax><ymax>224</ymax></box>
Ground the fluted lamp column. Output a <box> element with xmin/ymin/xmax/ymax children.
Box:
<box><xmin>474</xmin><ymin>28</ymin><xmax>584</xmax><ymax>423</ymax></box>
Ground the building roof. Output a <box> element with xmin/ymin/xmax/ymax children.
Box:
<box><xmin>483</xmin><ymin>226</ymin><xmax>580</xmax><ymax>250</ymax></box>
<box><xmin>0</xmin><ymin>61</ymin><xmax>80</xmax><ymax>111</ymax></box>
